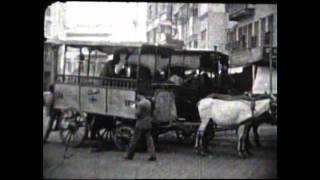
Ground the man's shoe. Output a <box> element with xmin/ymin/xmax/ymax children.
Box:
<box><xmin>148</xmin><ymin>156</ymin><xmax>157</xmax><ymax>161</ymax></box>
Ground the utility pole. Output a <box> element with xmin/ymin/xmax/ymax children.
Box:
<box><xmin>269</xmin><ymin>32</ymin><xmax>273</xmax><ymax>96</ymax></box>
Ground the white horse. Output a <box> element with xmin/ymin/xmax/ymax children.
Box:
<box><xmin>195</xmin><ymin>94</ymin><xmax>274</xmax><ymax>158</ymax></box>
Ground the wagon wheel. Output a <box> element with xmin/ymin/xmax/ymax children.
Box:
<box><xmin>98</xmin><ymin>128</ymin><xmax>115</xmax><ymax>144</ymax></box>
<box><xmin>59</xmin><ymin>110</ymin><xmax>88</xmax><ymax>148</ymax></box>
<box><xmin>113</xmin><ymin>124</ymin><xmax>134</xmax><ymax>151</ymax></box>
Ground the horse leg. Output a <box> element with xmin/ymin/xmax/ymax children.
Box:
<box><xmin>196</xmin><ymin>131</ymin><xmax>205</xmax><ymax>156</ymax></box>
<box><xmin>199</xmin><ymin>132</ymin><xmax>204</xmax><ymax>156</ymax></box>
<box><xmin>196</xmin><ymin>130</ymin><xmax>205</xmax><ymax>156</ymax></box>
<box><xmin>253</xmin><ymin>124</ymin><xmax>262</xmax><ymax>147</ymax></box>
<box><xmin>196</xmin><ymin>118</ymin><xmax>209</xmax><ymax>156</ymax></box>
<box><xmin>195</xmin><ymin>130</ymin><xmax>203</xmax><ymax>155</ymax></box>
<box><xmin>243</xmin><ymin>124</ymin><xmax>252</xmax><ymax>156</ymax></box>
<box><xmin>203</xmin><ymin>121</ymin><xmax>215</xmax><ymax>154</ymax></box>
<box><xmin>195</xmin><ymin>131</ymin><xmax>200</xmax><ymax>154</ymax></box>
<box><xmin>245</xmin><ymin>124</ymin><xmax>253</xmax><ymax>149</ymax></box>
<box><xmin>237</xmin><ymin>125</ymin><xmax>247</xmax><ymax>158</ymax></box>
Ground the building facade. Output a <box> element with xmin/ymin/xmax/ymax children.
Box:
<box><xmin>146</xmin><ymin>3</ymin><xmax>172</xmax><ymax>44</ymax></box>
<box><xmin>43</xmin><ymin>2</ymin><xmax>113</xmax><ymax>91</ymax></box>
<box><xmin>225</xmin><ymin>4</ymin><xmax>277</xmax><ymax>66</ymax></box>
<box><xmin>146</xmin><ymin>3</ymin><xmax>228</xmax><ymax>52</ymax></box>
<box><xmin>44</xmin><ymin>2</ymin><xmax>66</xmax><ymax>41</ymax></box>
<box><xmin>44</xmin><ymin>2</ymin><xmax>66</xmax><ymax>90</ymax></box>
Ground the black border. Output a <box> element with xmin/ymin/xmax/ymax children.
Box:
<box><xmin>14</xmin><ymin>0</ymin><xmax>297</xmax><ymax>179</ymax></box>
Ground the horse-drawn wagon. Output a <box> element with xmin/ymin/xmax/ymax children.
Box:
<box><xmin>43</xmin><ymin>39</ymin><xmax>277</xmax><ymax>157</ymax></box>
<box><xmin>44</xmin><ymin>40</ymin><xmax>229</xmax><ymax>150</ymax></box>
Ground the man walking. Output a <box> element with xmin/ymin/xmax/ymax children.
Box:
<box><xmin>124</xmin><ymin>94</ymin><xmax>157</xmax><ymax>161</ymax></box>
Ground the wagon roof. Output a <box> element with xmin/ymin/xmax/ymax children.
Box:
<box><xmin>230</xmin><ymin>58</ymin><xmax>277</xmax><ymax>68</ymax></box>
<box><xmin>45</xmin><ymin>39</ymin><xmax>145</xmax><ymax>47</ymax></box>
<box><xmin>45</xmin><ymin>39</ymin><xmax>175</xmax><ymax>56</ymax></box>
<box><xmin>206</xmin><ymin>93</ymin><xmax>271</xmax><ymax>101</ymax></box>
<box><xmin>173</xmin><ymin>49</ymin><xmax>227</xmax><ymax>56</ymax></box>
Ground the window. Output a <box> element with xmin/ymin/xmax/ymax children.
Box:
<box><xmin>254</xmin><ymin>21</ymin><xmax>259</xmax><ymax>47</ymax></box>
<box><xmin>264</xmin><ymin>15</ymin><xmax>273</xmax><ymax>46</ymax></box>
<box><xmin>238</xmin><ymin>27</ymin><xmax>242</xmax><ymax>42</ymax></box>
<box><xmin>201</xmin><ymin>29</ymin><xmax>207</xmax><ymax>40</ymax></box>
<box><xmin>242</xmin><ymin>25</ymin><xmax>247</xmax><ymax>49</ymax></box>
<box><xmin>148</xmin><ymin>6</ymin><xmax>152</xmax><ymax>19</ymax></box>
<box><xmin>261</xmin><ymin>18</ymin><xmax>266</xmax><ymax>46</ymax></box>
<box><xmin>264</xmin><ymin>31</ymin><xmax>271</xmax><ymax>45</ymax></box>
<box><xmin>155</xmin><ymin>4</ymin><xmax>158</xmax><ymax>16</ymax></box>
<box><xmin>248</xmin><ymin>23</ymin><xmax>253</xmax><ymax>37</ymax></box>
<box><xmin>268</xmin><ymin>14</ymin><xmax>274</xmax><ymax>33</ymax></box>
<box><xmin>248</xmin><ymin>23</ymin><xmax>252</xmax><ymax>48</ymax></box>
<box><xmin>226</xmin><ymin>31</ymin><xmax>233</xmax><ymax>50</ymax></box>
<box><xmin>194</xmin><ymin>40</ymin><xmax>198</xmax><ymax>48</ymax></box>
<box><xmin>261</xmin><ymin>18</ymin><xmax>266</xmax><ymax>33</ymax></box>
<box><xmin>193</xmin><ymin>7</ymin><xmax>198</xmax><ymax>17</ymax></box>
<box><xmin>233</xmin><ymin>30</ymin><xmax>236</xmax><ymax>43</ymax></box>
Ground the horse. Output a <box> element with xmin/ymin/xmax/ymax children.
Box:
<box><xmin>194</xmin><ymin>94</ymin><xmax>276</xmax><ymax>158</ymax></box>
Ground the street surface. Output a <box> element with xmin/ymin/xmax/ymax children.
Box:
<box><xmin>43</xmin><ymin>111</ymin><xmax>277</xmax><ymax>179</ymax></box>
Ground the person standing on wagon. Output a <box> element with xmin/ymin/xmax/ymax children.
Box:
<box><xmin>124</xmin><ymin>94</ymin><xmax>157</xmax><ymax>161</ymax></box>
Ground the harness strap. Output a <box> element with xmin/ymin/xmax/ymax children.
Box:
<box><xmin>251</xmin><ymin>100</ymin><xmax>256</xmax><ymax>118</ymax></box>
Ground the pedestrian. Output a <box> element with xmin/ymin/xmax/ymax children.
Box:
<box><xmin>124</xmin><ymin>94</ymin><xmax>157</xmax><ymax>161</ymax></box>
<box><xmin>43</xmin><ymin>84</ymin><xmax>60</xmax><ymax>144</ymax></box>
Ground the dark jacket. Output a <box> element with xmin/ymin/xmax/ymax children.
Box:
<box><xmin>135</xmin><ymin>97</ymin><xmax>152</xmax><ymax>130</ymax></box>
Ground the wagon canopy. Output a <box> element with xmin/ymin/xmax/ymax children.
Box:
<box><xmin>171</xmin><ymin>50</ymin><xmax>227</xmax><ymax>70</ymax></box>
<box><xmin>229</xmin><ymin>47</ymin><xmax>277</xmax><ymax>68</ymax></box>
<box><xmin>45</xmin><ymin>39</ymin><xmax>145</xmax><ymax>53</ymax></box>
<box><xmin>230</xmin><ymin>57</ymin><xmax>277</xmax><ymax>95</ymax></box>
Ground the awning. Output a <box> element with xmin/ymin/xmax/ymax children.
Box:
<box><xmin>252</xmin><ymin>66</ymin><xmax>277</xmax><ymax>94</ymax></box>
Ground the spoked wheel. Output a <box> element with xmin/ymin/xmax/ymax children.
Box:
<box><xmin>97</xmin><ymin>128</ymin><xmax>115</xmax><ymax>144</ymax></box>
<box><xmin>113</xmin><ymin>124</ymin><xmax>134</xmax><ymax>151</ymax></box>
<box><xmin>59</xmin><ymin>109</ymin><xmax>88</xmax><ymax>148</ymax></box>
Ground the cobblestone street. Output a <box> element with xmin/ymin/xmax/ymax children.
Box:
<box><xmin>43</xmin><ymin>113</ymin><xmax>277</xmax><ymax>179</ymax></box>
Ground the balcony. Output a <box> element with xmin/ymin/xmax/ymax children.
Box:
<box><xmin>227</xmin><ymin>4</ymin><xmax>254</xmax><ymax>21</ymax></box>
